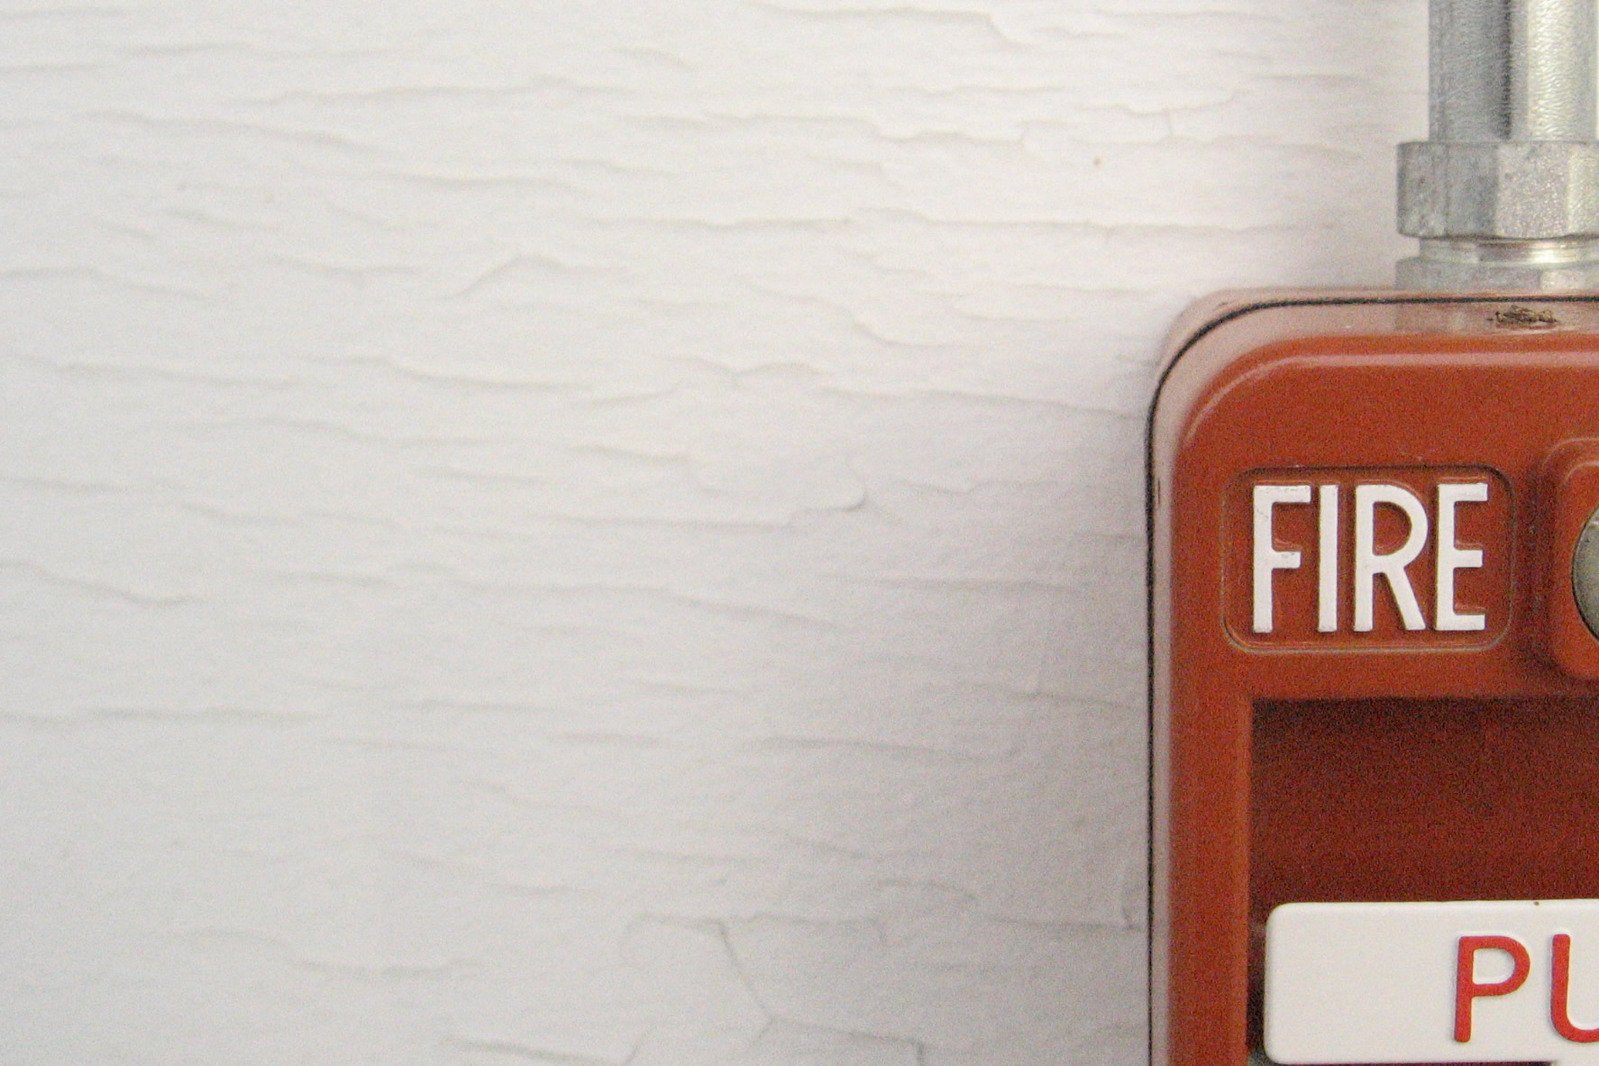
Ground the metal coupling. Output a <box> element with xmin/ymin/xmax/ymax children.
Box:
<box><xmin>1398</xmin><ymin>0</ymin><xmax>1599</xmax><ymax>290</ymax></box>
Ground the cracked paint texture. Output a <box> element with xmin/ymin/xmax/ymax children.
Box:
<box><xmin>0</xmin><ymin>0</ymin><xmax>1425</xmax><ymax>1062</ymax></box>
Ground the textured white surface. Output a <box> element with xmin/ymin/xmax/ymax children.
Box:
<box><xmin>0</xmin><ymin>2</ymin><xmax>1424</xmax><ymax>1063</ymax></box>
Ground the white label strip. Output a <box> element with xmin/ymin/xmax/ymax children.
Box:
<box><xmin>1266</xmin><ymin>899</ymin><xmax>1599</xmax><ymax>1065</ymax></box>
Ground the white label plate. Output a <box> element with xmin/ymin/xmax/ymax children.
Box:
<box><xmin>1266</xmin><ymin>899</ymin><xmax>1599</xmax><ymax>1065</ymax></box>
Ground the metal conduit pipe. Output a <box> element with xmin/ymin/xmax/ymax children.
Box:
<box><xmin>1398</xmin><ymin>0</ymin><xmax>1599</xmax><ymax>289</ymax></box>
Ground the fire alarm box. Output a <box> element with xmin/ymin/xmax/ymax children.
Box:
<box><xmin>1150</xmin><ymin>293</ymin><xmax>1599</xmax><ymax>1066</ymax></box>
<box><xmin>1148</xmin><ymin>0</ymin><xmax>1599</xmax><ymax>1062</ymax></box>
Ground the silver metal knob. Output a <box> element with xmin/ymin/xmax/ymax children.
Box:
<box><xmin>1572</xmin><ymin>503</ymin><xmax>1599</xmax><ymax>637</ymax></box>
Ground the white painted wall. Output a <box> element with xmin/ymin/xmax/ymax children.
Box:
<box><xmin>0</xmin><ymin>2</ymin><xmax>1424</xmax><ymax>1062</ymax></box>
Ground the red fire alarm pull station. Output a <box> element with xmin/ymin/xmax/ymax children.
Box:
<box><xmin>1150</xmin><ymin>2</ymin><xmax>1599</xmax><ymax>1065</ymax></box>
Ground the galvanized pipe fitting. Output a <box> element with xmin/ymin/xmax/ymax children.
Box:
<box><xmin>1398</xmin><ymin>0</ymin><xmax>1599</xmax><ymax>290</ymax></box>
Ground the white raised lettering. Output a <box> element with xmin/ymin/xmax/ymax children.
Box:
<box><xmin>1354</xmin><ymin>484</ymin><xmax>1429</xmax><ymax>632</ymax></box>
<box><xmin>1253</xmin><ymin>484</ymin><xmax>1311</xmax><ymax>634</ymax></box>
<box><xmin>1318</xmin><ymin>484</ymin><xmax>1340</xmax><ymax>633</ymax></box>
<box><xmin>1435</xmin><ymin>481</ymin><xmax>1488</xmax><ymax>632</ymax></box>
